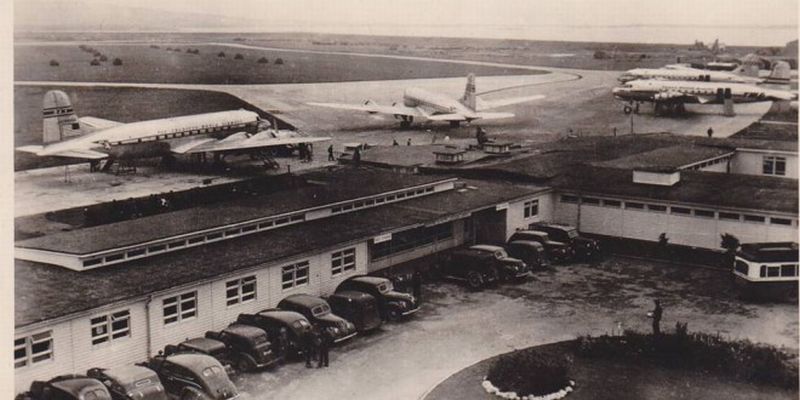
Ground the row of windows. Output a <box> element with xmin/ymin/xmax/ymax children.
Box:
<box><xmin>760</xmin><ymin>264</ymin><xmax>799</xmax><ymax>278</ymax></box>
<box><xmin>81</xmin><ymin>214</ymin><xmax>307</xmax><ymax>269</ymax></box>
<box><xmin>18</xmin><ymin>247</ymin><xmax>360</xmax><ymax>368</ymax></box>
<box><xmin>763</xmin><ymin>156</ymin><xmax>787</xmax><ymax>176</ymax></box>
<box><xmin>523</xmin><ymin>199</ymin><xmax>539</xmax><ymax>219</ymax></box>
<box><xmin>559</xmin><ymin>195</ymin><xmax>796</xmax><ymax>226</ymax></box>
<box><xmin>683</xmin><ymin>155</ymin><xmax>731</xmax><ymax>171</ymax></box>
<box><xmin>371</xmin><ymin>223</ymin><xmax>454</xmax><ymax>260</ymax></box>
<box><xmin>330</xmin><ymin>186</ymin><xmax>435</xmax><ymax>214</ymax></box>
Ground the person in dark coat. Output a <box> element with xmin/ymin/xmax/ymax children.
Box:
<box><xmin>327</xmin><ymin>145</ymin><xmax>335</xmax><ymax>161</ymax></box>
<box><xmin>650</xmin><ymin>299</ymin><xmax>663</xmax><ymax>335</ymax></box>
<box><xmin>352</xmin><ymin>147</ymin><xmax>361</xmax><ymax>167</ymax></box>
<box><xmin>317</xmin><ymin>331</ymin><xmax>330</xmax><ymax>368</ymax></box>
<box><xmin>707</xmin><ymin>127</ymin><xmax>714</xmax><ymax>138</ymax></box>
<box><xmin>303</xmin><ymin>329</ymin><xmax>315</xmax><ymax>368</ymax></box>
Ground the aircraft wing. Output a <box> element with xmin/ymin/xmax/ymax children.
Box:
<box><xmin>171</xmin><ymin>131</ymin><xmax>330</xmax><ymax>154</ymax></box>
<box><xmin>16</xmin><ymin>145</ymin><xmax>108</xmax><ymax>159</ymax></box>
<box><xmin>78</xmin><ymin>116</ymin><xmax>124</xmax><ymax>132</ymax></box>
<box><xmin>425</xmin><ymin>113</ymin><xmax>467</xmax><ymax>122</ymax></box>
<box><xmin>475</xmin><ymin>95</ymin><xmax>545</xmax><ymax>111</ymax></box>
<box><xmin>474</xmin><ymin>112</ymin><xmax>516</xmax><ymax>120</ymax></box>
<box><xmin>307</xmin><ymin>101</ymin><xmax>424</xmax><ymax>118</ymax></box>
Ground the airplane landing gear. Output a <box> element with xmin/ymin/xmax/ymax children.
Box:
<box><xmin>623</xmin><ymin>103</ymin><xmax>640</xmax><ymax>115</ymax></box>
<box><xmin>398</xmin><ymin>115</ymin><xmax>414</xmax><ymax>129</ymax></box>
<box><xmin>654</xmin><ymin>101</ymin><xmax>686</xmax><ymax>117</ymax></box>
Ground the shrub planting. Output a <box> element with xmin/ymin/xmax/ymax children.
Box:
<box><xmin>575</xmin><ymin>329</ymin><xmax>798</xmax><ymax>389</ymax></box>
<box><xmin>218</xmin><ymin>51</ymin><xmax>226</xmax><ymax>58</ymax></box>
<box><xmin>99</xmin><ymin>54</ymin><xmax>108</xmax><ymax>62</ymax></box>
<box><xmin>112</xmin><ymin>58</ymin><xmax>123</xmax><ymax>66</ymax></box>
<box><xmin>49</xmin><ymin>59</ymin><xmax>60</xmax><ymax>67</ymax></box>
<box><xmin>274</xmin><ymin>57</ymin><xmax>284</xmax><ymax>64</ymax></box>
<box><xmin>486</xmin><ymin>347</ymin><xmax>572</xmax><ymax>397</ymax></box>
<box><xmin>234</xmin><ymin>53</ymin><xmax>244</xmax><ymax>60</ymax></box>
<box><xmin>257</xmin><ymin>57</ymin><xmax>268</xmax><ymax>64</ymax></box>
<box><xmin>89</xmin><ymin>59</ymin><xmax>101</xmax><ymax>66</ymax></box>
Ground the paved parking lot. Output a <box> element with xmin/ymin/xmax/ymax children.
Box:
<box><xmin>234</xmin><ymin>256</ymin><xmax>798</xmax><ymax>399</ymax></box>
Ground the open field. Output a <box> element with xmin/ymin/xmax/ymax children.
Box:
<box><xmin>14</xmin><ymin>86</ymin><xmax>264</xmax><ymax>170</ymax></box>
<box><xmin>15</xmin><ymin>43</ymin><xmax>541</xmax><ymax>84</ymax></box>
<box><xmin>15</xmin><ymin>31</ymin><xmax>774</xmax><ymax>71</ymax></box>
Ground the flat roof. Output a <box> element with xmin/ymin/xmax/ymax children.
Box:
<box><xmin>554</xmin><ymin>166</ymin><xmax>798</xmax><ymax>214</ymax></box>
<box><xmin>358</xmin><ymin>145</ymin><xmax>490</xmax><ymax>168</ymax></box>
<box><xmin>591</xmin><ymin>145</ymin><xmax>734</xmax><ymax>171</ymax></box>
<box><xmin>15</xmin><ymin>168</ymin><xmax>450</xmax><ymax>255</ymax></box>
<box><xmin>15</xmin><ymin>178</ymin><xmax>546</xmax><ymax>327</ymax></box>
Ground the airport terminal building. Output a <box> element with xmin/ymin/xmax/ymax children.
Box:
<box><xmin>13</xmin><ymin>134</ymin><xmax>798</xmax><ymax>390</ymax></box>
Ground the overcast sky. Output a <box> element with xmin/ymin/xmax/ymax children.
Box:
<box><xmin>18</xmin><ymin>0</ymin><xmax>800</xmax><ymax>45</ymax></box>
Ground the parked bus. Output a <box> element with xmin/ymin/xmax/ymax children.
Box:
<box><xmin>733</xmin><ymin>242</ymin><xmax>798</xmax><ymax>301</ymax></box>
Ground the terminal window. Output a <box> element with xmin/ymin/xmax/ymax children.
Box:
<box><xmin>282</xmin><ymin>262</ymin><xmax>310</xmax><ymax>290</ymax></box>
<box><xmin>523</xmin><ymin>200</ymin><xmax>539</xmax><ymax>218</ymax></box>
<box><xmin>90</xmin><ymin>310</ymin><xmax>131</xmax><ymax>345</ymax></box>
<box><xmin>163</xmin><ymin>291</ymin><xmax>198</xmax><ymax>325</ymax></box>
<box><xmin>226</xmin><ymin>276</ymin><xmax>257</xmax><ymax>306</ymax></box>
<box><xmin>762</xmin><ymin>156</ymin><xmax>786</xmax><ymax>176</ymax></box>
<box><xmin>15</xmin><ymin>331</ymin><xmax>53</xmax><ymax>368</ymax></box>
<box><xmin>331</xmin><ymin>248</ymin><xmax>357</xmax><ymax>276</ymax></box>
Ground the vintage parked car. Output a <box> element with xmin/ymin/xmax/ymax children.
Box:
<box><xmin>508</xmin><ymin>230</ymin><xmax>572</xmax><ymax>263</ymax></box>
<box><xmin>236</xmin><ymin>309</ymin><xmax>314</xmax><ymax>358</ymax></box>
<box><xmin>505</xmin><ymin>240</ymin><xmax>550</xmax><ymax>270</ymax></box>
<box><xmin>468</xmin><ymin>244</ymin><xmax>530</xmax><ymax>280</ymax></box>
<box><xmin>327</xmin><ymin>290</ymin><xmax>383</xmax><ymax>332</ymax></box>
<box><xmin>336</xmin><ymin>276</ymin><xmax>419</xmax><ymax>320</ymax></box>
<box><xmin>528</xmin><ymin>222</ymin><xmax>602</xmax><ymax>260</ymax></box>
<box><xmin>141</xmin><ymin>353</ymin><xmax>238</xmax><ymax>400</ymax></box>
<box><xmin>435</xmin><ymin>248</ymin><xmax>501</xmax><ymax>290</ymax></box>
<box><xmin>87</xmin><ymin>365</ymin><xmax>168</xmax><ymax>400</ymax></box>
<box><xmin>278</xmin><ymin>294</ymin><xmax>357</xmax><ymax>343</ymax></box>
<box><xmin>18</xmin><ymin>375</ymin><xmax>111</xmax><ymax>400</ymax></box>
<box><xmin>163</xmin><ymin>337</ymin><xmax>236</xmax><ymax>376</ymax></box>
<box><xmin>205</xmin><ymin>324</ymin><xmax>282</xmax><ymax>371</ymax></box>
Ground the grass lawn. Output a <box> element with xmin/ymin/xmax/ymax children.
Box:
<box><xmin>425</xmin><ymin>341</ymin><xmax>798</xmax><ymax>400</ymax></box>
<box><xmin>14</xmin><ymin>43</ymin><xmax>541</xmax><ymax>84</ymax></box>
<box><xmin>14</xmin><ymin>86</ymin><xmax>264</xmax><ymax>170</ymax></box>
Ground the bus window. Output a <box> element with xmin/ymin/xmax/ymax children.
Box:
<box><xmin>767</xmin><ymin>266</ymin><xmax>781</xmax><ymax>277</ymax></box>
<box><xmin>781</xmin><ymin>264</ymin><xmax>797</xmax><ymax>277</ymax></box>
<box><xmin>734</xmin><ymin>260</ymin><xmax>749</xmax><ymax>275</ymax></box>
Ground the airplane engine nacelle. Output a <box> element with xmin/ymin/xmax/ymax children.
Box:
<box><xmin>108</xmin><ymin>141</ymin><xmax>172</xmax><ymax>160</ymax></box>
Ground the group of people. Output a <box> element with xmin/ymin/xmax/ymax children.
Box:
<box><xmin>298</xmin><ymin>143</ymin><xmax>314</xmax><ymax>162</ymax></box>
<box><xmin>302</xmin><ymin>328</ymin><xmax>333</xmax><ymax>368</ymax></box>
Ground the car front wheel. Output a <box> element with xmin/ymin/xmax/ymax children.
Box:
<box><xmin>466</xmin><ymin>271</ymin><xmax>485</xmax><ymax>290</ymax></box>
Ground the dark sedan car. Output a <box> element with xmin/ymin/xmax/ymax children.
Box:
<box><xmin>205</xmin><ymin>324</ymin><xmax>282</xmax><ymax>371</ymax></box>
<box><xmin>508</xmin><ymin>230</ymin><xmax>573</xmax><ymax>263</ymax></box>
<box><xmin>327</xmin><ymin>290</ymin><xmax>383</xmax><ymax>332</ymax></box>
<box><xmin>87</xmin><ymin>366</ymin><xmax>168</xmax><ymax>400</ymax></box>
<box><xmin>528</xmin><ymin>222</ymin><xmax>602</xmax><ymax>260</ymax></box>
<box><xmin>505</xmin><ymin>240</ymin><xmax>550</xmax><ymax>270</ymax></box>
<box><xmin>236</xmin><ymin>309</ymin><xmax>314</xmax><ymax>358</ymax></box>
<box><xmin>19</xmin><ymin>375</ymin><xmax>111</xmax><ymax>400</ymax></box>
<box><xmin>141</xmin><ymin>353</ymin><xmax>238</xmax><ymax>400</ymax></box>
<box><xmin>337</xmin><ymin>276</ymin><xmax>419</xmax><ymax>321</ymax></box>
<box><xmin>278</xmin><ymin>294</ymin><xmax>357</xmax><ymax>343</ymax></box>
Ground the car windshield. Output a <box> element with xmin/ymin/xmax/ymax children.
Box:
<box><xmin>311</xmin><ymin>304</ymin><xmax>330</xmax><ymax>317</ymax></box>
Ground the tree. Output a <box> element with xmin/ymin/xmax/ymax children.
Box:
<box><xmin>234</xmin><ymin>53</ymin><xmax>244</xmax><ymax>60</ymax></box>
<box><xmin>112</xmin><ymin>58</ymin><xmax>123</xmax><ymax>66</ymax></box>
<box><xmin>49</xmin><ymin>59</ymin><xmax>60</xmax><ymax>67</ymax></box>
<box><xmin>218</xmin><ymin>51</ymin><xmax>226</xmax><ymax>58</ymax></box>
<box><xmin>90</xmin><ymin>59</ymin><xmax>101</xmax><ymax>66</ymax></box>
<box><xmin>257</xmin><ymin>57</ymin><xmax>268</xmax><ymax>64</ymax></box>
<box><xmin>274</xmin><ymin>57</ymin><xmax>284</xmax><ymax>64</ymax></box>
<box><xmin>99</xmin><ymin>54</ymin><xmax>108</xmax><ymax>62</ymax></box>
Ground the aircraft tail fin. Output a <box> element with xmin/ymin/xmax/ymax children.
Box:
<box><xmin>42</xmin><ymin>90</ymin><xmax>82</xmax><ymax>144</ymax></box>
<box><xmin>460</xmin><ymin>73</ymin><xmax>477</xmax><ymax>110</ymax></box>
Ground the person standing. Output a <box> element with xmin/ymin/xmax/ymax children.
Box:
<box><xmin>406</xmin><ymin>138</ymin><xmax>412</xmax><ymax>146</ymax></box>
<box><xmin>317</xmin><ymin>331</ymin><xmax>330</xmax><ymax>368</ymax></box>
<box><xmin>303</xmin><ymin>329</ymin><xmax>315</xmax><ymax>368</ymax></box>
<box><xmin>392</xmin><ymin>138</ymin><xmax>399</xmax><ymax>146</ymax></box>
<box><xmin>707</xmin><ymin>127</ymin><xmax>714</xmax><ymax>138</ymax></box>
<box><xmin>353</xmin><ymin>147</ymin><xmax>361</xmax><ymax>167</ymax></box>
<box><xmin>327</xmin><ymin>145</ymin><xmax>335</xmax><ymax>161</ymax></box>
<box><xmin>650</xmin><ymin>299</ymin><xmax>663</xmax><ymax>336</ymax></box>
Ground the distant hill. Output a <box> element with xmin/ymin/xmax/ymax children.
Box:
<box><xmin>15</xmin><ymin>0</ymin><xmax>261</xmax><ymax>32</ymax></box>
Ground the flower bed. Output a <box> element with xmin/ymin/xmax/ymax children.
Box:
<box><xmin>485</xmin><ymin>346</ymin><xmax>574</xmax><ymax>399</ymax></box>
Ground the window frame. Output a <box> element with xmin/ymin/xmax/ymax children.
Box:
<box><xmin>331</xmin><ymin>248</ymin><xmax>357</xmax><ymax>276</ymax></box>
<box><xmin>523</xmin><ymin>199</ymin><xmax>539</xmax><ymax>219</ymax></box>
<box><xmin>163</xmin><ymin>291</ymin><xmax>198</xmax><ymax>326</ymax></box>
<box><xmin>281</xmin><ymin>261</ymin><xmax>310</xmax><ymax>290</ymax></box>
<box><xmin>225</xmin><ymin>275</ymin><xmax>257</xmax><ymax>307</ymax></box>
<box><xmin>15</xmin><ymin>331</ymin><xmax>54</xmax><ymax>368</ymax></box>
<box><xmin>91</xmin><ymin>310</ymin><xmax>131</xmax><ymax>346</ymax></box>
